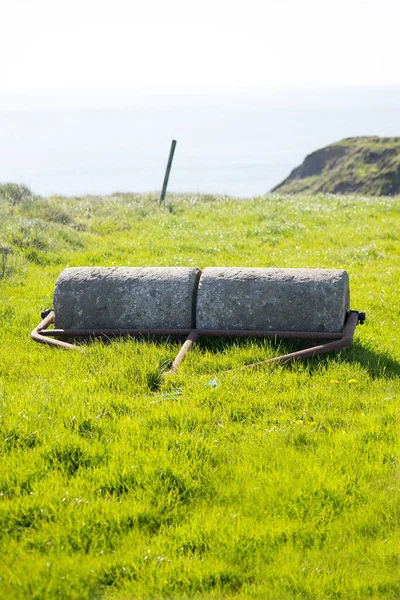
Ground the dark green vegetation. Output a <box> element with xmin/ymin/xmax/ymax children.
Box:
<box><xmin>0</xmin><ymin>186</ymin><xmax>399</xmax><ymax>599</ymax></box>
<box><xmin>272</xmin><ymin>136</ymin><xmax>400</xmax><ymax>196</ymax></box>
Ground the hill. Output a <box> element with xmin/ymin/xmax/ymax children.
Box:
<box><xmin>271</xmin><ymin>136</ymin><xmax>400</xmax><ymax>195</ymax></box>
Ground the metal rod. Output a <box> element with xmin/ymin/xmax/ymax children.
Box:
<box><xmin>230</xmin><ymin>311</ymin><xmax>359</xmax><ymax>371</ymax></box>
<box><xmin>30</xmin><ymin>311</ymin><xmax>360</xmax><ymax>372</ymax></box>
<box><xmin>166</xmin><ymin>330</ymin><xmax>200</xmax><ymax>375</ymax></box>
<box><xmin>39</xmin><ymin>327</ymin><xmax>343</xmax><ymax>341</ymax></box>
<box><xmin>30</xmin><ymin>311</ymin><xmax>80</xmax><ymax>350</ymax></box>
<box><xmin>160</xmin><ymin>139</ymin><xmax>177</xmax><ymax>203</ymax></box>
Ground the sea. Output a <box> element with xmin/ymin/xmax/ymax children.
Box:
<box><xmin>1</xmin><ymin>86</ymin><xmax>399</xmax><ymax>198</ymax></box>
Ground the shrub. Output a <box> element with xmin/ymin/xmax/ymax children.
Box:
<box><xmin>0</xmin><ymin>183</ymin><xmax>33</xmax><ymax>206</ymax></box>
<box><xmin>0</xmin><ymin>244</ymin><xmax>13</xmax><ymax>278</ymax></box>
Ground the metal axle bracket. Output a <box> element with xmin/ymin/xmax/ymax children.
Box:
<box><xmin>31</xmin><ymin>310</ymin><xmax>364</xmax><ymax>373</ymax></box>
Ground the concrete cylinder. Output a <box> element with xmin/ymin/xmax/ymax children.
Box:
<box><xmin>54</xmin><ymin>267</ymin><xmax>201</xmax><ymax>330</ymax></box>
<box><xmin>196</xmin><ymin>268</ymin><xmax>350</xmax><ymax>333</ymax></box>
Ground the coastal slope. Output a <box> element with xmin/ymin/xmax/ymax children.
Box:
<box><xmin>271</xmin><ymin>136</ymin><xmax>400</xmax><ymax>195</ymax></box>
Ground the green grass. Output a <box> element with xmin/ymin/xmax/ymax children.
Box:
<box><xmin>0</xmin><ymin>190</ymin><xmax>399</xmax><ymax>599</ymax></box>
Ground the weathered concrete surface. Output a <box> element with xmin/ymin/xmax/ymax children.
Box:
<box><xmin>196</xmin><ymin>268</ymin><xmax>350</xmax><ymax>332</ymax></box>
<box><xmin>54</xmin><ymin>267</ymin><xmax>201</xmax><ymax>329</ymax></box>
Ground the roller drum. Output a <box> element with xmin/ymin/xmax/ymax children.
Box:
<box><xmin>54</xmin><ymin>267</ymin><xmax>201</xmax><ymax>330</ymax></box>
<box><xmin>196</xmin><ymin>267</ymin><xmax>350</xmax><ymax>333</ymax></box>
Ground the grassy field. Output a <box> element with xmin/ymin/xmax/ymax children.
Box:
<box><xmin>0</xmin><ymin>187</ymin><xmax>399</xmax><ymax>599</ymax></box>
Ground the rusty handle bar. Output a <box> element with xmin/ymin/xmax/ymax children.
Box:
<box><xmin>38</xmin><ymin>327</ymin><xmax>344</xmax><ymax>341</ymax></box>
<box><xmin>31</xmin><ymin>310</ymin><xmax>361</xmax><ymax>372</ymax></box>
<box><xmin>164</xmin><ymin>330</ymin><xmax>200</xmax><ymax>376</ymax></box>
<box><xmin>31</xmin><ymin>311</ymin><xmax>80</xmax><ymax>350</ymax></box>
<box><xmin>231</xmin><ymin>310</ymin><xmax>359</xmax><ymax>371</ymax></box>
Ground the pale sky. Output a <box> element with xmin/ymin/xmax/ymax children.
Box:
<box><xmin>1</xmin><ymin>0</ymin><xmax>400</xmax><ymax>92</ymax></box>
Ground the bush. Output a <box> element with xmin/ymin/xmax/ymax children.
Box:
<box><xmin>0</xmin><ymin>183</ymin><xmax>33</xmax><ymax>206</ymax></box>
<box><xmin>0</xmin><ymin>244</ymin><xmax>13</xmax><ymax>277</ymax></box>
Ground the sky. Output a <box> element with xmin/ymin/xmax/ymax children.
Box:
<box><xmin>1</xmin><ymin>0</ymin><xmax>400</xmax><ymax>95</ymax></box>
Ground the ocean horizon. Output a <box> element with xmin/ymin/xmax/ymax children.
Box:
<box><xmin>1</xmin><ymin>86</ymin><xmax>400</xmax><ymax>198</ymax></box>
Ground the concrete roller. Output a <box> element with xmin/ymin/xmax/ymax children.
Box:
<box><xmin>196</xmin><ymin>267</ymin><xmax>350</xmax><ymax>333</ymax></box>
<box><xmin>53</xmin><ymin>267</ymin><xmax>201</xmax><ymax>330</ymax></box>
<box><xmin>32</xmin><ymin>265</ymin><xmax>362</xmax><ymax>369</ymax></box>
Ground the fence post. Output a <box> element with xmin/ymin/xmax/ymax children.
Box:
<box><xmin>160</xmin><ymin>139</ymin><xmax>177</xmax><ymax>204</ymax></box>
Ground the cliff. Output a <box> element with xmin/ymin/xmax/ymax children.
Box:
<box><xmin>271</xmin><ymin>136</ymin><xmax>400</xmax><ymax>195</ymax></box>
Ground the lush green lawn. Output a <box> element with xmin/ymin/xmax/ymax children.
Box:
<box><xmin>0</xmin><ymin>189</ymin><xmax>399</xmax><ymax>599</ymax></box>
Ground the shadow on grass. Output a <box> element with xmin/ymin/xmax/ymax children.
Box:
<box><xmin>63</xmin><ymin>333</ymin><xmax>400</xmax><ymax>380</ymax></box>
<box><xmin>296</xmin><ymin>340</ymin><xmax>400</xmax><ymax>379</ymax></box>
<box><xmin>196</xmin><ymin>337</ymin><xmax>400</xmax><ymax>379</ymax></box>
<box><xmin>339</xmin><ymin>341</ymin><xmax>400</xmax><ymax>379</ymax></box>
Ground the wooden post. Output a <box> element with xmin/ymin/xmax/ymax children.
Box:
<box><xmin>160</xmin><ymin>139</ymin><xmax>177</xmax><ymax>203</ymax></box>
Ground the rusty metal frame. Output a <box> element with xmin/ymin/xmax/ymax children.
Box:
<box><xmin>31</xmin><ymin>310</ymin><xmax>362</xmax><ymax>372</ymax></box>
